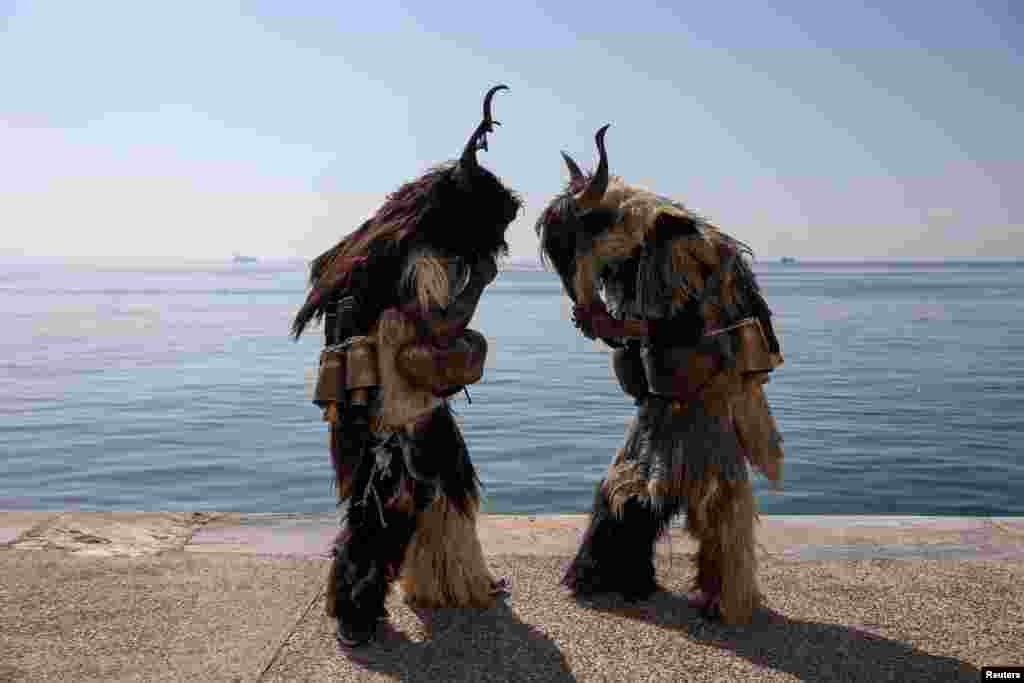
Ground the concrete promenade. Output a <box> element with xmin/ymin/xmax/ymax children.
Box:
<box><xmin>1</xmin><ymin>512</ymin><xmax>1022</xmax><ymax>681</ymax></box>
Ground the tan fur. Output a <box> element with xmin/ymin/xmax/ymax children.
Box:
<box><xmin>399</xmin><ymin>494</ymin><xmax>497</xmax><ymax>608</ymax></box>
<box><xmin>570</xmin><ymin>178</ymin><xmax>645</xmax><ymax>304</ymax></box>
<box><xmin>374</xmin><ymin>308</ymin><xmax>443</xmax><ymax>429</ymax></box>
<box><xmin>732</xmin><ymin>375</ymin><xmax>785</xmax><ymax>486</ymax></box>
<box><xmin>604</xmin><ymin>461</ymin><xmax>649</xmax><ymax>517</ymax></box>
<box><xmin>570</xmin><ymin>177</ymin><xmax>727</xmax><ymax>308</ymax></box>
<box><xmin>646</xmin><ymin>478</ymin><xmax>674</xmax><ymax>508</ymax></box>
<box><xmin>605</xmin><ymin>446</ymin><xmax>652</xmax><ymax>517</ymax></box>
<box><xmin>325</xmin><ymin>556</ymin><xmax>339</xmax><ymax>617</ymax></box>
<box><xmin>665</xmin><ymin>230</ymin><xmax>736</xmax><ymax>323</ymax></box>
<box><xmin>689</xmin><ymin>224</ymin><xmax>726</xmax><ymax>269</ymax></box>
<box><xmin>335</xmin><ymin>464</ymin><xmax>354</xmax><ymax>502</ymax></box>
<box><xmin>703</xmin><ymin>367</ymin><xmax>744</xmax><ymax>417</ymax></box>
<box><xmin>685</xmin><ymin>470</ymin><xmax>761</xmax><ymax>624</ymax></box>
<box><xmin>574</xmin><ymin>232</ymin><xmax>645</xmax><ymax>305</ymax></box>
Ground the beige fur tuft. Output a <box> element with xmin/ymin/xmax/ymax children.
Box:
<box><xmin>399</xmin><ymin>494</ymin><xmax>497</xmax><ymax>608</ymax></box>
<box><xmin>604</xmin><ymin>461</ymin><xmax>649</xmax><ymax>518</ymax></box>
<box><xmin>402</xmin><ymin>248</ymin><xmax>451</xmax><ymax>312</ymax></box>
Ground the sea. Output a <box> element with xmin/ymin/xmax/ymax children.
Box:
<box><xmin>2</xmin><ymin>260</ymin><xmax>1022</xmax><ymax>516</ymax></box>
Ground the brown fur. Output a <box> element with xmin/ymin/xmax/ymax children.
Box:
<box><xmin>602</xmin><ymin>447</ymin><xmax>762</xmax><ymax>623</ymax></box>
<box><xmin>602</xmin><ymin>405</ymin><xmax>762</xmax><ymax>623</ymax></box>
<box><xmin>399</xmin><ymin>493</ymin><xmax>497</xmax><ymax>608</ymax></box>
<box><xmin>373</xmin><ymin>255</ymin><xmax>448</xmax><ymax>428</ymax></box>
<box><xmin>668</xmin><ymin>238</ymin><xmax>708</xmax><ymax>306</ymax></box>
<box><xmin>732</xmin><ymin>374</ymin><xmax>785</xmax><ymax>487</ymax></box>
<box><xmin>684</xmin><ymin>469</ymin><xmax>761</xmax><ymax>624</ymax></box>
<box><xmin>325</xmin><ymin>557</ymin><xmax>339</xmax><ymax>618</ymax></box>
<box><xmin>569</xmin><ymin>177</ymin><xmax>729</xmax><ymax>307</ymax></box>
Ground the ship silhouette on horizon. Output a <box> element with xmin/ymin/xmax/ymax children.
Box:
<box><xmin>232</xmin><ymin>252</ymin><xmax>259</xmax><ymax>264</ymax></box>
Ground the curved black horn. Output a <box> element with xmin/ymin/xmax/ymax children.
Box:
<box><xmin>459</xmin><ymin>85</ymin><xmax>509</xmax><ymax>172</ymax></box>
<box><xmin>580</xmin><ymin>124</ymin><xmax>610</xmax><ymax>206</ymax></box>
<box><xmin>560</xmin><ymin>151</ymin><xmax>584</xmax><ymax>184</ymax></box>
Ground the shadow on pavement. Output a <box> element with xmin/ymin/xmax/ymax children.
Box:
<box><xmin>343</xmin><ymin>597</ymin><xmax>575</xmax><ymax>683</ymax></box>
<box><xmin>580</xmin><ymin>590</ymin><xmax>979</xmax><ymax>682</ymax></box>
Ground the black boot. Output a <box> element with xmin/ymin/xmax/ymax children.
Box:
<box><xmin>563</xmin><ymin>483</ymin><xmax>676</xmax><ymax>601</ymax></box>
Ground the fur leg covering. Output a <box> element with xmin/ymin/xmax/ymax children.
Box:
<box><xmin>331</xmin><ymin>504</ymin><xmax>417</xmax><ymax>645</ymax></box>
<box><xmin>562</xmin><ymin>481</ymin><xmax>680</xmax><ymax>601</ymax></box>
<box><xmin>398</xmin><ymin>404</ymin><xmax>496</xmax><ymax>607</ymax></box>
<box><xmin>399</xmin><ymin>492</ymin><xmax>497</xmax><ymax>608</ymax></box>
<box><xmin>329</xmin><ymin>450</ymin><xmax>418</xmax><ymax>646</ymax></box>
<box><xmin>684</xmin><ymin>472</ymin><xmax>760</xmax><ymax>624</ymax></box>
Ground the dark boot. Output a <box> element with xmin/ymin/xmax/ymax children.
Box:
<box><xmin>562</xmin><ymin>483</ymin><xmax>677</xmax><ymax>601</ymax></box>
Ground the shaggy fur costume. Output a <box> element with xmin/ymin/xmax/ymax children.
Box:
<box><xmin>537</xmin><ymin>125</ymin><xmax>784</xmax><ymax>624</ymax></box>
<box><xmin>294</xmin><ymin>86</ymin><xmax>520</xmax><ymax>646</ymax></box>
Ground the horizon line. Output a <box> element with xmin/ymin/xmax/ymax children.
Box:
<box><xmin>2</xmin><ymin>254</ymin><xmax>1023</xmax><ymax>268</ymax></box>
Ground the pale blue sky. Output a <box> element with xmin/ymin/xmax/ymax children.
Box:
<box><xmin>1</xmin><ymin>1</ymin><xmax>1021</xmax><ymax>263</ymax></box>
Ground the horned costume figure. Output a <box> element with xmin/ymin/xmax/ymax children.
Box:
<box><xmin>536</xmin><ymin>125</ymin><xmax>785</xmax><ymax>624</ymax></box>
<box><xmin>293</xmin><ymin>86</ymin><xmax>520</xmax><ymax>646</ymax></box>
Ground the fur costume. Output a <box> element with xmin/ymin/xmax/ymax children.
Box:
<box><xmin>294</xmin><ymin>86</ymin><xmax>521</xmax><ymax>646</ymax></box>
<box><xmin>536</xmin><ymin>125</ymin><xmax>784</xmax><ymax>624</ymax></box>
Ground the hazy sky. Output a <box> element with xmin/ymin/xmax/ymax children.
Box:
<box><xmin>2</xmin><ymin>1</ymin><xmax>1021</xmax><ymax>263</ymax></box>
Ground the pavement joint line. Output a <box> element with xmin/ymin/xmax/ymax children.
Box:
<box><xmin>253</xmin><ymin>562</ymin><xmax>328</xmax><ymax>683</ymax></box>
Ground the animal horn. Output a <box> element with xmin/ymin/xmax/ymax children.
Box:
<box><xmin>579</xmin><ymin>124</ymin><xmax>610</xmax><ymax>206</ymax></box>
<box><xmin>459</xmin><ymin>84</ymin><xmax>509</xmax><ymax>173</ymax></box>
<box><xmin>561</xmin><ymin>151</ymin><xmax>585</xmax><ymax>184</ymax></box>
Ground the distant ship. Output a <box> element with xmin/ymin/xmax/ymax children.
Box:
<box><xmin>780</xmin><ymin>257</ymin><xmax>798</xmax><ymax>264</ymax></box>
<box><xmin>232</xmin><ymin>252</ymin><xmax>259</xmax><ymax>264</ymax></box>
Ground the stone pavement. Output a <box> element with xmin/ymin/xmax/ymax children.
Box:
<box><xmin>1</xmin><ymin>512</ymin><xmax>1021</xmax><ymax>682</ymax></box>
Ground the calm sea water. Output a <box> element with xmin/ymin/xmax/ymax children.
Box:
<box><xmin>2</xmin><ymin>261</ymin><xmax>1022</xmax><ymax>516</ymax></box>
